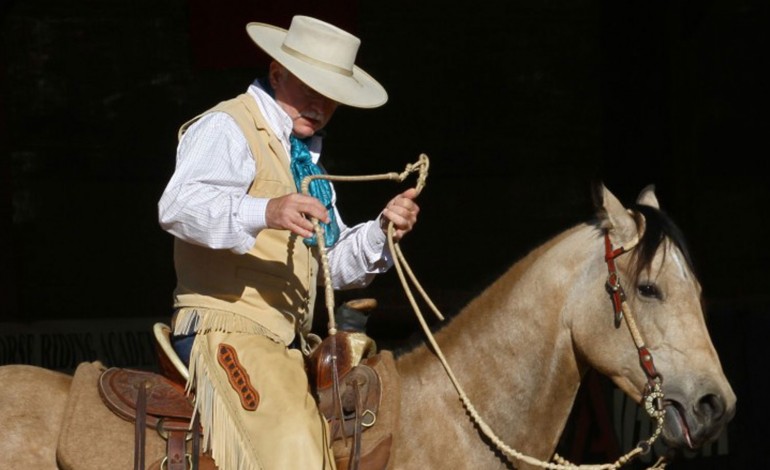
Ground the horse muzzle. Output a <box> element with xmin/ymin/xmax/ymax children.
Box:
<box><xmin>661</xmin><ymin>387</ymin><xmax>736</xmax><ymax>450</ymax></box>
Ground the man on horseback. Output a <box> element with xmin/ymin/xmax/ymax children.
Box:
<box><xmin>157</xmin><ymin>15</ymin><xmax>420</xmax><ymax>470</ymax></box>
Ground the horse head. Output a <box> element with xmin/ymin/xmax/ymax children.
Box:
<box><xmin>571</xmin><ymin>183</ymin><xmax>736</xmax><ymax>451</ymax></box>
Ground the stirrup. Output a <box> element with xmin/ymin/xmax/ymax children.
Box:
<box><xmin>152</xmin><ymin>322</ymin><xmax>190</xmax><ymax>385</ymax></box>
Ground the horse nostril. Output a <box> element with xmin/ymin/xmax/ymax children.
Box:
<box><xmin>697</xmin><ymin>393</ymin><xmax>725</xmax><ymax>422</ymax></box>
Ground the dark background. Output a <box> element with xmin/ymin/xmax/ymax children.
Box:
<box><xmin>2</xmin><ymin>0</ymin><xmax>767</xmax><ymax>468</ymax></box>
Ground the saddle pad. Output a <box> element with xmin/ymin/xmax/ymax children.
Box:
<box><xmin>57</xmin><ymin>362</ymin><xmax>167</xmax><ymax>470</ymax></box>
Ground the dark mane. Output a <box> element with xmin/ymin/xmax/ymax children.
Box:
<box><xmin>629</xmin><ymin>204</ymin><xmax>695</xmax><ymax>282</ymax></box>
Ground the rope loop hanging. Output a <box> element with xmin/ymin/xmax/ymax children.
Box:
<box><xmin>300</xmin><ymin>153</ymin><xmax>431</xmax><ymax>334</ymax></box>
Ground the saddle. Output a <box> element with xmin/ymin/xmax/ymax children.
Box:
<box><xmin>98</xmin><ymin>368</ymin><xmax>201</xmax><ymax>470</ymax></box>
<box><xmin>56</xmin><ymin>361</ymin><xmax>210</xmax><ymax>470</ymax></box>
<box><xmin>95</xmin><ymin>324</ymin><xmax>216</xmax><ymax>470</ymax></box>
<box><xmin>60</xmin><ymin>303</ymin><xmax>398</xmax><ymax>470</ymax></box>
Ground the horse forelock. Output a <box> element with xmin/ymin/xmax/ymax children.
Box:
<box><xmin>628</xmin><ymin>205</ymin><xmax>696</xmax><ymax>286</ymax></box>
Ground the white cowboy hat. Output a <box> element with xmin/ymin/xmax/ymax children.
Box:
<box><xmin>246</xmin><ymin>16</ymin><xmax>388</xmax><ymax>109</ymax></box>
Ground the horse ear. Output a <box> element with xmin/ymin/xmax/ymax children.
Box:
<box><xmin>595</xmin><ymin>183</ymin><xmax>639</xmax><ymax>247</ymax></box>
<box><xmin>636</xmin><ymin>184</ymin><xmax>660</xmax><ymax>209</ymax></box>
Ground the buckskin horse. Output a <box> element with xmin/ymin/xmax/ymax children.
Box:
<box><xmin>0</xmin><ymin>184</ymin><xmax>735</xmax><ymax>469</ymax></box>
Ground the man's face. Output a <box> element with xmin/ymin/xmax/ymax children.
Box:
<box><xmin>270</xmin><ymin>63</ymin><xmax>339</xmax><ymax>139</ymax></box>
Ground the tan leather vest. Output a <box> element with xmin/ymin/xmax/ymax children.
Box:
<box><xmin>172</xmin><ymin>94</ymin><xmax>319</xmax><ymax>345</ymax></box>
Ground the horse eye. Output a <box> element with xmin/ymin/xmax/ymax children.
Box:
<box><xmin>638</xmin><ymin>283</ymin><xmax>662</xmax><ymax>299</ymax></box>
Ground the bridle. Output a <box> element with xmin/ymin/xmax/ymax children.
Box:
<box><xmin>303</xmin><ymin>158</ymin><xmax>668</xmax><ymax>469</ymax></box>
<box><xmin>601</xmin><ymin>231</ymin><xmax>667</xmax><ymax>459</ymax></box>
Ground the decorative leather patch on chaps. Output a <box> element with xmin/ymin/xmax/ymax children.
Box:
<box><xmin>217</xmin><ymin>343</ymin><xmax>260</xmax><ymax>411</ymax></box>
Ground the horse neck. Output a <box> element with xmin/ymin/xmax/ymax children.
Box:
<box><xmin>394</xmin><ymin>224</ymin><xmax>605</xmax><ymax>464</ymax></box>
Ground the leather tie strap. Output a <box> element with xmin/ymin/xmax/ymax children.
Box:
<box><xmin>166</xmin><ymin>428</ymin><xmax>188</xmax><ymax>470</ymax></box>
<box><xmin>135</xmin><ymin>379</ymin><xmax>148</xmax><ymax>470</ymax></box>
<box><xmin>191</xmin><ymin>413</ymin><xmax>201</xmax><ymax>470</ymax></box>
<box><xmin>348</xmin><ymin>379</ymin><xmax>364</xmax><ymax>470</ymax></box>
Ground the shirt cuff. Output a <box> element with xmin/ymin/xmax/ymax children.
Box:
<box><xmin>364</xmin><ymin>217</ymin><xmax>391</xmax><ymax>266</ymax></box>
<box><xmin>232</xmin><ymin>196</ymin><xmax>269</xmax><ymax>254</ymax></box>
<box><xmin>238</xmin><ymin>196</ymin><xmax>269</xmax><ymax>232</ymax></box>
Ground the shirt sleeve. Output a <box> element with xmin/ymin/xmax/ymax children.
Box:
<box><xmin>157</xmin><ymin>112</ymin><xmax>269</xmax><ymax>254</ymax></box>
<box><xmin>325</xmin><ymin>206</ymin><xmax>393</xmax><ymax>290</ymax></box>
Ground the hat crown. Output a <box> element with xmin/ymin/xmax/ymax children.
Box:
<box><xmin>282</xmin><ymin>16</ymin><xmax>360</xmax><ymax>76</ymax></box>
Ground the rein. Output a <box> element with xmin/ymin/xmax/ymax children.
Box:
<box><xmin>302</xmin><ymin>160</ymin><xmax>667</xmax><ymax>469</ymax></box>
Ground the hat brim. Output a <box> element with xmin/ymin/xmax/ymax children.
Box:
<box><xmin>246</xmin><ymin>22</ymin><xmax>387</xmax><ymax>109</ymax></box>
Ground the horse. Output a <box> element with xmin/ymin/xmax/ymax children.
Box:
<box><xmin>0</xmin><ymin>184</ymin><xmax>736</xmax><ymax>469</ymax></box>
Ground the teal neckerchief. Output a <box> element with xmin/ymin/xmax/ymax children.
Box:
<box><xmin>289</xmin><ymin>134</ymin><xmax>339</xmax><ymax>247</ymax></box>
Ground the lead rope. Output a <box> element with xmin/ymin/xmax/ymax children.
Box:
<box><xmin>302</xmin><ymin>156</ymin><xmax>666</xmax><ymax>470</ymax></box>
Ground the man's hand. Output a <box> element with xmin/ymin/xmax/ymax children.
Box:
<box><xmin>266</xmin><ymin>193</ymin><xmax>330</xmax><ymax>239</ymax></box>
<box><xmin>379</xmin><ymin>188</ymin><xmax>420</xmax><ymax>241</ymax></box>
